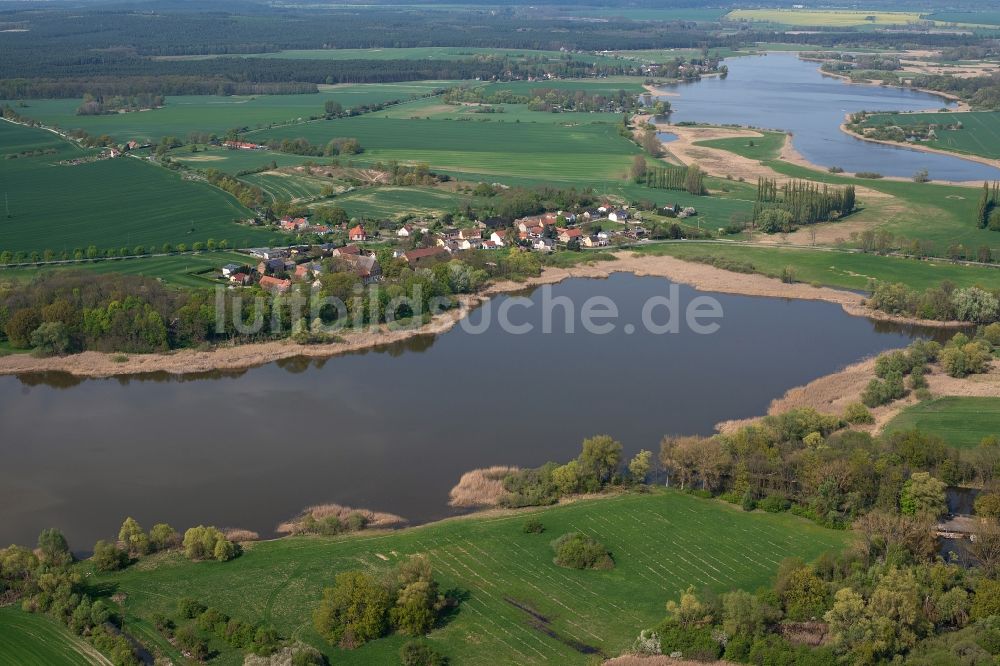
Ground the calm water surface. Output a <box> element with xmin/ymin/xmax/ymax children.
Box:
<box><xmin>0</xmin><ymin>275</ymin><xmax>940</xmax><ymax>550</ymax></box>
<box><xmin>660</xmin><ymin>52</ymin><xmax>1000</xmax><ymax>182</ymax></box>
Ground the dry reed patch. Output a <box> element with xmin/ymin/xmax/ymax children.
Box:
<box><xmin>448</xmin><ymin>465</ymin><xmax>519</xmax><ymax>507</ymax></box>
<box><xmin>276</xmin><ymin>503</ymin><xmax>406</xmax><ymax>534</ymax></box>
<box><xmin>222</xmin><ymin>528</ymin><xmax>260</xmax><ymax>542</ymax></box>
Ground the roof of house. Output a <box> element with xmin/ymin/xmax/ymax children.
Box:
<box><xmin>259</xmin><ymin>275</ymin><xmax>291</xmax><ymax>291</ymax></box>
<box><xmin>333</xmin><ymin>244</ymin><xmax>361</xmax><ymax>256</ymax></box>
<box><xmin>348</xmin><ymin>225</ymin><xmax>366</xmax><ymax>237</ymax></box>
<box><xmin>404</xmin><ymin>247</ymin><xmax>448</xmax><ymax>262</ymax></box>
<box><xmin>336</xmin><ymin>253</ymin><xmax>380</xmax><ymax>278</ymax></box>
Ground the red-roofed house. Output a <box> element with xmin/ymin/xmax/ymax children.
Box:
<box><xmin>259</xmin><ymin>275</ymin><xmax>292</xmax><ymax>293</ymax></box>
<box><xmin>557</xmin><ymin>228</ymin><xmax>582</xmax><ymax>243</ymax></box>
<box><xmin>403</xmin><ymin>247</ymin><xmax>448</xmax><ymax>266</ymax></box>
<box><xmin>349</xmin><ymin>225</ymin><xmax>367</xmax><ymax>242</ymax></box>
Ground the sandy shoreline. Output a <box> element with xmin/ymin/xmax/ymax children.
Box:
<box><xmin>717</xmin><ymin>354</ymin><xmax>1000</xmax><ymax>435</ymax></box>
<box><xmin>0</xmin><ymin>252</ymin><xmax>967</xmax><ymax>379</ymax></box>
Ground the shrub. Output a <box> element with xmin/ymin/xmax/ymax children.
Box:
<box><xmin>522</xmin><ymin>519</ymin><xmax>544</xmax><ymax>534</ymax></box>
<box><xmin>175</xmin><ymin>623</ymin><xmax>209</xmax><ymax>661</ymax></box>
<box><xmin>862</xmin><ymin>371</ymin><xmax>907</xmax><ymax>407</ymax></box>
<box><xmin>941</xmin><ymin>338</ymin><xmax>992</xmax><ymax>378</ymax></box>
<box><xmin>843</xmin><ymin>402</ymin><xmax>875</xmax><ymax>425</ymax></box>
<box><xmin>758</xmin><ymin>495</ymin><xmax>791</xmax><ymax>513</ymax></box>
<box><xmin>182</xmin><ymin>525</ymin><xmax>238</xmax><ymax>561</ymax></box>
<box><xmin>313</xmin><ymin>570</ymin><xmax>392</xmax><ymax>648</ymax></box>
<box><xmin>149</xmin><ymin>523</ymin><xmax>180</xmax><ymax>551</ymax></box>
<box><xmin>177</xmin><ymin>597</ymin><xmax>207</xmax><ymax>619</ymax></box>
<box><xmin>400</xmin><ymin>640</ymin><xmax>448</xmax><ymax>666</ymax></box>
<box><xmin>658</xmin><ymin>622</ymin><xmax>722</xmax><ymax>661</ymax></box>
<box><xmin>92</xmin><ymin>540</ymin><xmax>128</xmax><ymax>572</ymax></box>
<box><xmin>551</xmin><ymin>532</ymin><xmax>614</xmax><ymax>570</ymax></box>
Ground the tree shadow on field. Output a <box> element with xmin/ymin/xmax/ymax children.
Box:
<box><xmin>438</xmin><ymin>587</ymin><xmax>470</xmax><ymax>629</ymax></box>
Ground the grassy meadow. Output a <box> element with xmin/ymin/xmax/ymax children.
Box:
<box><xmin>884</xmin><ymin>397</ymin><xmax>1000</xmax><ymax>449</ymax></box>
<box><xmin>0</xmin><ymin>122</ymin><xmax>282</xmax><ymax>256</ymax></box>
<box><xmin>2</xmin><ymin>82</ymin><xmax>456</xmax><ymax>144</ymax></box>
<box><xmin>633</xmin><ymin>241</ymin><xmax>1000</xmax><ymax>292</ymax></box>
<box><xmin>67</xmin><ymin>490</ymin><xmax>848</xmax><ymax>666</ymax></box>
<box><xmin>858</xmin><ymin>111</ymin><xmax>1000</xmax><ymax>160</ymax></box>
<box><xmin>0</xmin><ymin>606</ymin><xmax>111</xmax><ymax>666</ymax></box>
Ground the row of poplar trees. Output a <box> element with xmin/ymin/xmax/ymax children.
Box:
<box><xmin>754</xmin><ymin>177</ymin><xmax>856</xmax><ymax>225</ymax></box>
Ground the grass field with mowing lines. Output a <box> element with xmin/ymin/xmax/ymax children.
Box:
<box><xmin>884</xmin><ymin>397</ymin><xmax>1000</xmax><ymax>448</ymax></box>
<box><xmin>170</xmin><ymin>146</ymin><xmax>317</xmax><ymax>175</ymax></box>
<box><xmin>1</xmin><ymin>251</ymin><xmax>252</xmax><ymax>288</ymax></box>
<box><xmin>0</xmin><ymin>606</ymin><xmax>111</xmax><ymax>666</ymax></box>
<box><xmin>725</xmin><ymin>8</ymin><xmax>926</xmax><ymax>27</ymax></box>
<box><xmin>858</xmin><ymin>111</ymin><xmax>1000</xmax><ymax>160</ymax></box>
<box><xmin>0</xmin><ymin>122</ymin><xmax>282</xmax><ymax>255</ymax></box>
<box><xmin>633</xmin><ymin>241</ymin><xmax>1000</xmax><ymax>291</ymax></box>
<box><xmin>330</xmin><ymin>186</ymin><xmax>468</xmax><ymax>219</ymax></box>
<box><xmin>248</xmin><ymin>116</ymin><xmax>641</xmax><ymax>184</ymax></box>
<box><xmin>241</xmin><ymin>170</ymin><xmax>334</xmax><ymax>202</ymax></box>
<box><xmin>78</xmin><ymin>489</ymin><xmax>847</xmax><ymax>665</ymax></box>
<box><xmin>3</xmin><ymin>82</ymin><xmax>457</xmax><ymax>144</ymax></box>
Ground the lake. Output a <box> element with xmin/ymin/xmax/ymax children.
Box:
<box><xmin>0</xmin><ymin>274</ymin><xmax>941</xmax><ymax>550</ymax></box>
<box><xmin>658</xmin><ymin>51</ymin><xmax>1000</xmax><ymax>182</ymax></box>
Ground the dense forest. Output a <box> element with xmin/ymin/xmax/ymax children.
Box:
<box><xmin>0</xmin><ymin>4</ymin><xmax>980</xmax><ymax>98</ymax></box>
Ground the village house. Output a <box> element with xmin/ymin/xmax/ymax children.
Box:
<box><xmin>557</xmin><ymin>228</ymin><xmax>582</xmax><ymax>243</ymax></box>
<box><xmin>397</xmin><ymin>223</ymin><xmax>415</xmax><ymax>238</ymax></box>
<box><xmin>481</xmin><ymin>240</ymin><xmax>499</xmax><ymax>250</ymax></box>
<box><xmin>334</xmin><ymin>253</ymin><xmax>382</xmax><ymax>284</ymax></box>
<box><xmin>257</xmin><ymin>258</ymin><xmax>285</xmax><ymax>275</ymax></box>
<box><xmin>229</xmin><ymin>272</ymin><xmax>251</xmax><ymax>286</ymax></box>
<box><xmin>332</xmin><ymin>244</ymin><xmax>362</xmax><ymax>257</ymax></box>
<box><xmin>582</xmin><ymin>235</ymin><xmax>609</xmax><ymax>248</ymax></box>
<box><xmin>280</xmin><ymin>216</ymin><xmax>310</xmax><ymax>231</ymax></box>
<box><xmin>458</xmin><ymin>228</ymin><xmax>481</xmax><ymax>240</ymax></box>
<box><xmin>222</xmin><ymin>140</ymin><xmax>265</xmax><ymax>150</ymax></box>
<box><xmin>532</xmin><ymin>238</ymin><xmax>555</xmax><ymax>252</ymax></box>
<box><xmin>489</xmin><ymin>230</ymin><xmax>506</xmax><ymax>247</ymax></box>
<box><xmin>403</xmin><ymin>246</ymin><xmax>448</xmax><ymax>266</ymax></box>
<box><xmin>293</xmin><ymin>263</ymin><xmax>323</xmax><ymax>280</ymax></box>
<box><xmin>258</xmin><ymin>275</ymin><xmax>292</xmax><ymax>293</ymax></box>
<box><xmin>221</xmin><ymin>263</ymin><xmax>243</xmax><ymax>277</ymax></box>
<box><xmin>348</xmin><ymin>225</ymin><xmax>368</xmax><ymax>242</ymax></box>
<box><xmin>608</xmin><ymin>209</ymin><xmax>630</xmax><ymax>223</ymax></box>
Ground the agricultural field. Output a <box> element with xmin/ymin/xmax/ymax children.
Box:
<box><xmin>247</xmin><ymin>116</ymin><xmax>642</xmax><ymax>185</ymax></box>
<box><xmin>68</xmin><ymin>490</ymin><xmax>847</xmax><ymax>665</ymax></box>
<box><xmin>0</xmin><ymin>606</ymin><xmax>111</xmax><ymax>666</ymax></box>
<box><xmin>634</xmin><ymin>241</ymin><xmax>1000</xmax><ymax>292</ymax></box>
<box><xmin>857</xmin><ymin>111</ymin><xmax>1000</xmax><ymax>160</ymax></box>
<box><xmin>170</xmin><ymin>146</ymin><xmax>316</xmax><ymax>175</ymax></box>
<box><xmin>383</xmin><ymin>96</ymin><xmax>626</xmax><ymax>124</ymax></box>
<box><xmin>0</xmin><ymin>121</ymin><xmax>281</xmax><ymax>255</ymax></box>
<box><xmin>924</xmin><ymin>11</ymin><xmax>1000</xmax><ymax>27</ymax></box>
<box><xmin>331</xmin><ymin>186</ymin><xmax>468</xmax><ymax>220</ymax></box>
<box><xmin>2</xmin><ymin>251</ymin><xmax>253</xmax><ymax>289</ymax></box>
<box><xmin>1</xmin><ymin>82</ymin><xmax>457</xmax><ymax>144</ymax></box>
<box><xmin>884</xmin><ymin>397</ymin><xmax>1000</xmax><ymax>449</ymax></box>
<box><xmin>240</xmin><ymin>169</ymin><xmax>338</xmax><ymax>202</ymax></box>
<box><xmin>724</xmin><ymin>8</ymin><xmax>927</xmax><ymax>27</ymax></box>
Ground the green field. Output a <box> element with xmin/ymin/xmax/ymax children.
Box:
<box><xmin>884</xmin><ymin>397</ymin><xmax>1000</xmax><ymax>448</ymax></box>
<box><xmin>331</xmin><ymin>186</ymin><xmax>468</xmax><ymax>219</ymax></box>
<box><xmin>924</xmin><ymin>11</ymin><xmax>1000</xmax><ymax>27</ymax></box>
<box><xmin>563</xmin><ymin>8</ymin><xmax>727</xmax><ymax>22</ymax></box>
<box><xmin>171</xmin><ymin>146</ymin><xmax>317</xmax><ymax>175</ymax></box>
<box><xmin>0</xmin><ymin>606</ymin><xmax>111</xmax><ymax>666</ymax></box>
<box><xmin>691</xmin><ymin>132</ymin><xmax>1000</xmax><ymax>253</ymax></box>
<box><xmin>0</xmin><ymin>122</ymin><xmax>281</xmax><ymax>255</ymax></box>
<box><xmin>74</xmin><ymin>490</ymin><xmax>846</xmax><ymax>665</ymax></box>
<box><xmin>634</xmin><ymin>241</ymin><xmax>1000</xmax><ymax>291</ymax></box>
<box><xmin>694</xmin><ymin>130</ymin><xmax>787</xmax><ymax>161</ymax></box>
<box><xmin>858</xmin><ymin>111</ymin><xmax>1000</xmax><ymax>160</ymax></box>
<box><xmin>3</xmin><ymin>82</ymin><xmax>457</xmax><ymax>144</ymax></box>
<box><xmin>1</xmin><ymin>251</ymin><xmax>252</xmax><ymax>288</ymax></box>
<box><xmin>725</xmin><ymin>8</ymin><xmax>927</xmax><ymax>27</ymax></box>
<box><xmin>248</xmin><ymin>116</ymin><xmax>642</xmax><ymax>184</ymax></box>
